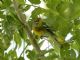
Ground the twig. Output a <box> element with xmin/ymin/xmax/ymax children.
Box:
<box><xmin>19</xmin><ymin>44</ymin><xmax>28</xmax><ymax>57</ymax></box>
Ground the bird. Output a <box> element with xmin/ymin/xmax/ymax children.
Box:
<box><xmin>32</xmin><ymin>18</ymin><xmax>65</xmax><ymax>45</ymax></box>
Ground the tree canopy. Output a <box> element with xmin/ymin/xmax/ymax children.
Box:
<box><xmin>0</xmin><ymin>0</ymin><xmax>80</xmax><ymax>60</ymax></box>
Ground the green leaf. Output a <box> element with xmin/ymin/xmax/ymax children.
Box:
<box><xmin>71</xmin><ymin>41</ymin><xmax>80</xmax><ymax>51</ymax></box>
<box><xmin>27</xmin><ymin>50</ymin><xmax>37</xmax><ymax>60</ymax></box>
<box><xmin>72</xmin><ymin>29</ymin><xmax>80</xmax><ymax>50</ymax></box>
<box><xmin>70</xmin><ymin>0</ymin><xmax>80</xmax><ymax>19</ymax></box>
<box><xmin>14</xmin><ymin>31</ymin><xmax>21</xmax><ymax>46</ymax></box>
<box><xmin>3</xmin><ymin>0</ymin><xmax>11</xmax><ymax>7</ymax></box>
<box><xmin>23</xmin><ymin>5</ymin><xmax>30</xmax><ymax>11</ymax></box>
<box><xmin>73</xmin><ymin>29</ymin><xmax>80</xmax><ymax>42</ymax></box>
<box><xmin>60</xmin><ymin>43</ymin><xmax>70</xmax><ymax>58</ymax></box>
<box><xmin>2</xmin><ymin>34</ymin><xmax>11</xmax><ymax>49</ymax></box>
<box><xmin>56</xmin><ymin>1</ymin><xmax>73</xmax><ymax>19</ymax></box>
<box><xmin>2</xmin><ymin>15</ymin><xmax>15</xmax><ymax>38</ymax></box>
<box><xmin>29</xmin><ymin>0</ymin><xmax>41</xmax><ymax>4</ymax></box>
<box><xmin>44</xmin><ymin>50</ymin><xmax>58</xmax><ymax>60</ymax></box>
<box><xmin>46</xmin><ymin>0</ymin><xmax>60</xmax><ymax>9</ymax></box>
<box><xmin>18</xmin><ymin>57</ymin><xmax>24</xmax><ymax>60</ymax></box>
<box><xmin>74</xmin><ymin>18</ymin><xmax>80</xmax><ymax>25</ymax></box>
<box><xmin>31</xmin><ymin>7</ymin><xmax>45</xmax><ymax>19</ymax></box>
<box><xmin>0</xmin><ymin>44</ymin><xmax>4</xmax><ymax>57</ymax></box>
<box><xmin>69</xmin><ymin>49</ymin><xmax>76</xmax><ymax>59</ymax></box>
<box><xmin>60</xmin><ymin>43</ymin><xmax>76</xmax><ymax>60</ymax></box>
<box><xmin>0</xmin><ymin>11</ymin><xmax>4</xmax><ymax>19</ymax></box>
<box><xmin>17</xmin><ymin>0</ymin><xmax>25</xmax><ymax>4</ymax></box>
<box><xmin>8</xmin><ymin>50</ymin><xmax>17</xmax><ymax>59</ymax></box>
<box><xmin>18</xmin><ymin>28</ymin><xmax>27</xmax><ymax>40</ymax></box>
<box><xmin>57</xmin><ymin>17</ymin><xmax>73</xmax><ymax>37</ymax></box>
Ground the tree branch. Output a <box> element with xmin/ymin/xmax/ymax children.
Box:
<box><xmin>12</xmin><ymin>0</ymin><xmax>41</xmax><ymax>54</ymax></box>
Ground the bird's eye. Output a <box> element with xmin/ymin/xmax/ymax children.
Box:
<box><xmin>35</xmin><ymin>19</ymin><xmax>40</xmax><ymax>22</ymax></box>
<box><xmin>34</xmin><ymin>18</ymin><xmax>41</xmax><ymax>24</ymax></box>
<box><xmin>35</xmin><ymin>20</ymin><xmax>39</xmax><ymax>22</ymax></box>
<box><xmin>34</xmin><ymin>20</ymin><xmax>38</xmax><ymax>23</ymax></box>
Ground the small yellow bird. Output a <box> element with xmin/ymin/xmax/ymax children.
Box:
<box><xmin>32</xmin><ymin>18</ymin><xmax>65</xmax><ymax>44</ymax></box>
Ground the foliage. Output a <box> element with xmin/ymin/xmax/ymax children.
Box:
<box><xmin>0</xmin><ymin>0</ymin><xmax>80</xmax><ymax>60</ymax></box>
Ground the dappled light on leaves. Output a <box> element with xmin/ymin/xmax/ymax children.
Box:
<box><xmin>0</xmin><ymin>0</ymin><xmax>80</xmax><ymax>60</ymax></box>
